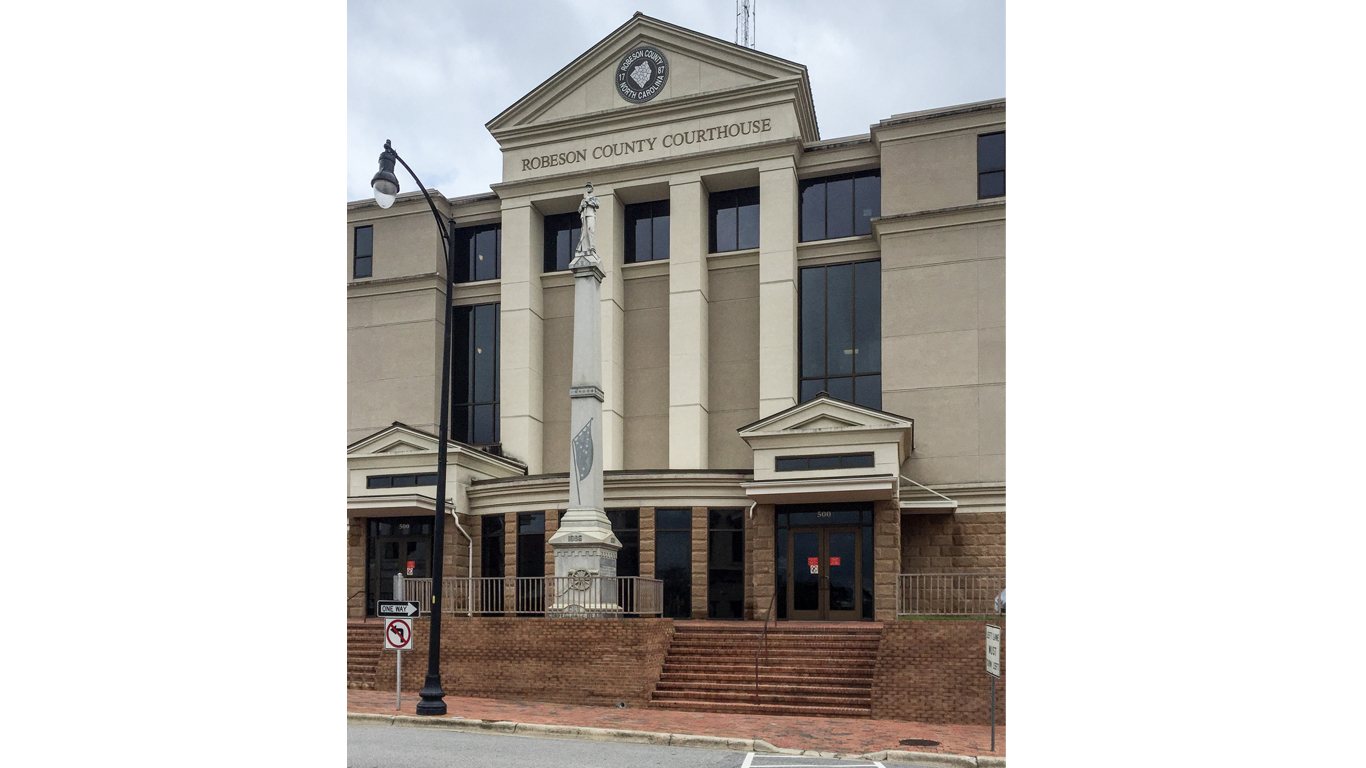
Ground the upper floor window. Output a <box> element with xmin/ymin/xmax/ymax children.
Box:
<box><xmin>451</xmin><ymin>302</ymin><xmax>500</xmax><ymax>445</ymax></box>
<box><xmin>453</xmin><ymin>224</ymin><xmax>501</xmax><ymax>283</ymax></box>
<box><xmin>353</xmin><ymin>225</ymin><xmax>373</xmax><ymax>278</ymax></box>
<box><xmin>709</xmin><ymin>187</ymin><xmax>759</xmax><ymax>253</ymax></box>
<box><xmin>625</xmin><ymin>200</ymin><xmax>670</xmax><ymax>263</ymax></box>
<box><xmin>978</xmin><ymin>132</ymin><xmax>1005</xmax><ymax>199</ymax></box>
<box><xmin>799</xmin><ymin>170</ymin><xmax>880</xmax><ymax>242</ymax></box>
<box><xmin>800</xmin><ymin>261</ymin><xmax>881</xmax><ymax>410</ymax></box>
<box><xmin>543</xmin><ymin>212</ymin><xmax>580</xmax><ymax>273</ymax></box>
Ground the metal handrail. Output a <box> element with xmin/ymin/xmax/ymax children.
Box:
<box><xmin>753</xmin><ymin>590</ymin><xmax>778</xmax><ymax>704</ymax></box>
<box><xmin>401</xmin><ymin>576</ymin><xmax>664</xmax><ymax>616</ymax></box>
<box><xmin>896</xmin><ymin>572</ymin><xmax>1005</xmax><ymax>617</ymax></box>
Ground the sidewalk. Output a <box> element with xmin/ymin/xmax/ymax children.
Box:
<box><xmin>347</xmin><ymin>689</ymin><xmax>1005</xmax><ymax>758</ymax></box>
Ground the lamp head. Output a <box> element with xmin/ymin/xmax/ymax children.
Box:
<box><xmin>371</xmin><ymin>140</ymin><xmax>400</xmax><ymax>208</ymax></box>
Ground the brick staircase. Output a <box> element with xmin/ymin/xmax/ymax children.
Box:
<box><xmin>649</xmin><ymin>621</ymin><xmax>883</xmax><ymax>717</ymax></box>
<box><xmin>347</xmin><ymin>619</ymin><xmax>384</xmax><ymax>690</ymax></box>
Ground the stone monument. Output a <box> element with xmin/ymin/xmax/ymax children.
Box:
<box><xmin>546</xmin><ymin>182</ymin><xmax>622</xmax><ymax>615</ymax></box>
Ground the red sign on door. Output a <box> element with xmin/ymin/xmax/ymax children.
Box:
<box><xmin>830</xmin><ymin>557</ymin><xmax>841</xmax><ymax>566</ymax></box>
<box><xmin>406</xmin><ymin>560</ymin><xmax>415</xmax><ymax>576</ymax></box>
<box><xmin>807</xmin><ymin>557</ymin><xmax>818</xmax><ymax>566</ymax></box>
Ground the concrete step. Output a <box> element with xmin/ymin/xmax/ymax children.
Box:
<box><xmin>666</xmin><ymin>645</ymin><xmax>878</xmax><ymax>658</ymax></box>
<box><xmin>658</xmin><ymin>671</ymin><xmax>872</xmax><ymax>687</ymax></box>
<box><xmin>649</xmin><ymin>699</ymin><xmax>870</xmax><ymax>718</ymax></box>
<box><xmin>655</xmin><ymin>680</ymin><xmax>871</xmax><ymax>697</ymax></box>
<box><xmin>663</xmin><ymin>656</ymin><xmax>875</xmax><ymax>670</ymax></box>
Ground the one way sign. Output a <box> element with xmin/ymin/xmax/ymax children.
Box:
<box><xmin>377</xmin><ymin>600</ymin><xmax>421</xmax><ymax>618</ymax></box>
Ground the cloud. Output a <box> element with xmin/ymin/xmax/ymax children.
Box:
<box><xmin>348</xmin><ymin>0</ymin><xmax>1003</xmax><ymax>201</ymax></box>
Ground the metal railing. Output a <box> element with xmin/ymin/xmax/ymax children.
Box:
<box><xmin>896</xmin><ymin>573</ymin><xmax>1005</xmax><ymax>617</ymax></box>
<box><xmin>753</xmin><ymin>590</ymin><xmax>778</xmax><ymax>704</ymax></box>
<box><xmin>400</xmin><ymin>576</ymin><xmax>663</xmax><ymax>617</ymax></box>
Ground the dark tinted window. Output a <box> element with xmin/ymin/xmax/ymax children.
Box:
<box><xmin>655</xmin><ymin>508</ymin><xmax>692</xmax><ymax>618</ymax></box>
<box><xmin>624</xmin><ymin>200</ymin><xmax>670</xmax><ymax>263</ymax></box>
<box><xmin>707</xmin><ymin>509</ymin><xmax>744</xmax><ymax>619</ymax></box>
<box><xmin>774</xmin><ymin>453</ymin><xmax>875</xmax><ymax>472</ymax></box>
<box><xmin>480</xmin><ymin>515</ymin><xmax>504</xmax><ymax>579</ymax></box>
<box><xmin>799</xmin><ymin>170</ymin><xmax>880</xmax><ymax>242</ymax></box>
<box><xmin>709</xmin><ymin>187</ymin><xmax>759</xmax><ymax>253</ymax></box>
<box><xmin>365</xmin><ymin>473</ymin><xmax>441</xmax><ymax>488</ymax></box>
<box><xmin>543</xmin><ymin>212</ymin><xmax>581</xmax><ymax>272</ymax></box>
<box><xmin>516</xmin><ymin>512</ymin><xmax>544</xmax><ymax>577</ymax></box>
<box><xmin>451</xmin><ymin>302</ymin><xmax>500</xmax><ymax>445</ymax></box>
<box><xmin>606</xmin><ymin>509</ymin><xmax>640</xmax><ymax>578</ymax></box>
<box><xmin>978</xmin><ymin>132</ymin><xmax>1005</xmax><ymax>199</ymax></box>
<box><xmin>354</xmin><ymin>225</ymin><xmax>373</xmax><ymax>278</ymax></box>
<box><xmin>453</xmin><ymin>224</ymin><xmax>501</xmax><ymax>283</ymax></box>
<box><xmin>799</xmin><ymin>261</ymin><xmax>881</xmax><ymax>409</ymax></box>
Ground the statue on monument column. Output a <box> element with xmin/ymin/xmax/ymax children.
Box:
<box><xmin>570</xmin><ymin>182</ymin><xmax>600</xmax><ymax>267</ymax></box>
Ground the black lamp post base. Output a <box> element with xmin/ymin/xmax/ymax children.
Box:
<box><xmin>416</xmin><ymin>674</ymin><xmax>447</xmax><ymax>715</ymax></box>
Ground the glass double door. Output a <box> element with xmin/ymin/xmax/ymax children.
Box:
<box><xmin>786</xmin><ymin>526</ymin><xmax>862</xmax><ymax>620</ymax></box>
<box><xmin>368</xmin><ymin>521</ymin><xmax>431</xmax><ymax>615</ymax></box>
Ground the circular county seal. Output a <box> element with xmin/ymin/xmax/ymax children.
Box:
<box><xmin>615</xmin><ymin>46</ymin><xmax>668</xmax><ymax>104</ymax></box>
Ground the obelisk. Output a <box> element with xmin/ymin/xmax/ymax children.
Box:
<box><xmin>546</xmin><ymin>182</ymin><xmax>622</xmax><ymax>614</ymax></box>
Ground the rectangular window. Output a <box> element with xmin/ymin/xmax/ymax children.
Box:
<box><xmin>353</xmin><ymin>225</ymin><xmax>373</xmax><ymax>278</ymax></box>
<box><xmin>708</xmin><ymin>187</ymin><xmax>760</xmax><ymax>253</ymax></box>
<box><xmin>799</xmin><ymin>261</ymin><xmax>881</xmax><ymax>409</ymax></box>
<box><xmin>515</xmin><ymin>512</ymin><xmax>544</xmax><ymax>614</ymax></box>
<box><xmin>624</xmin><ymin>200</ymin><xmax>670</xmax><ymax>263</ymax></box>
<box><xmin>655</xmin><ymin>508</ymin><xmax>692</xmax><ymax>619</ymax></box>
<box><xmin>978</xmin><ymin>131</ymin><xmax>1005</xmax><ymax>199</ymax></box>
<box><xmin>799</xmin><ymin>170</ymin><xmax>880</xmax><ymax>242</ymax></box>
<box><xmin>542</xmin><ymin>212</ymin><xmax>581</xmax><ymax>273</ymax></box>
<box><xmin>707</xmin><ymin>509</ymin><xmax>745</xmax><ymax>619</ymax></box>
<box><xmin>365</xmin><ymin>473</ymin><xmax>439</xmax><ymax>489</ymax></box>
<box><xmin>774</xmin><ymin>453</ymin><xmax>875</xmax><ymax>472</ymax></box>
<box><xmin>451</xmin><ymin>302</ymin><xmax>500</xmax><ymax>445</ymax></box>
<box><xmin>606</xmin><ymin>509</ymin><xmax>640</xmax><ymax>577</ymax></box>
<box><xmin>453</xmin><ymin>224</ymin><xmax>502</xmax><ymax>283</ymax></box>
<box><xmin>480</xmin><ymin>515</ymin><xmax>504</xmax><ymax>579</ymax></box>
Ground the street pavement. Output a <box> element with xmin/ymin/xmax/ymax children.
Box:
<box><xmin>348</xmin><ymin>725</ymin><xmax>892</xmax><ymax>768</ymax></box>
<box><xmin>348</xmin><ymin>689</ymin><xmax>1004</xmax><ymax>758</ymax></box>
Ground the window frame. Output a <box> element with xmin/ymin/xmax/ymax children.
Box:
<box><xmin>353</xmin><ymin>225</ymin><xmax>373</xmax><ymax>279</ymax></box>
<box><xmin>453</xmin><ymin>223</ymin><xmax>502</xmax><ymax>283</ymax></box>
<box><xmin>450</xmin><ymin>301</ymin><xmax>501</xmax><ymax>446</ymax></box>
<box><xmin>977</xmin><ymin>131</ymin><xmax>1005</xmax><ymax>199</ymax></box>
<box><xmin>798</xmin><ymin>169</ymin><xmax>881</xmax><ymax>243</ymax></box>
<box><xmin>708</xmin><ymin>186</ymin><xmax>760</xmax><ymax>254</ymax></box>
<box><xmin>624</xmin><ymin>199</ymin><xmax>671</xmax><ymax>264</ymax></box>
<box><xmin>798</xmin><ymin>260</ymin><xmax>882</xmax><ymax>409</ymax></box>
<box><xmin>542</xmin><ymin>212</ymin><xmax>581</xmax><ymax>273</ymax></box>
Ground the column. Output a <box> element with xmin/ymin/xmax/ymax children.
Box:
<box><xmin>503</xmin><ymin>511</ymin><xmax>517</xmax><ymax>615</ymax></box>
<box><xmin>690</xmin><ymin>506</ymin><xmax>708</xmax><ymax>619</ymax></box>
<box><xmin>748</xmin><ymin>504</ymin><xmax>776</xmax><ymax>621</ymax></box>
<box><xmin>498</xmin><ymin>198</ymin><xmax>545</xmax><ymax>473</ymax></box>
<box><xmin>598</xmin><ymin>192</ymin><xmax>627</xmax><ymax>470</ymax></box>
<box><xmin>758</xmin><ymin>161</ymin><xmax>799</xmax><ymax>418</ymax></box>
<box><xmin>669</xmin><ymin>179</ymin><xmax>709</xmax><ymax>468</ymax></box>
<box><xmin>543</xmin><ymin>508</ymin><xmax>559</xmax><ymax>577</ymax></box>
<box><xmin>873</xmin><ymin>499</ymin><xmax>901</xmax><ymax>621</ymax></box>
<box><xmin>639</xmin><ymin>506</ymin><xmax>656</xmax><ymax>579</ymax></box>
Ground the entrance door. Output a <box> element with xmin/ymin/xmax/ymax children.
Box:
<box><xmin>368</xmin><ymin>518</ymin><xmax>432</xmax><ymax>614</ymax></box>
<box><xmin>787</xmin><ymin>526</ymin><xmax>862</xmax><ymax>620</ymax></box>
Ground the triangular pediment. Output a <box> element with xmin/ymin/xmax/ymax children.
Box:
<box><xmin>738</xmin><ymin>394</ymin><xmax>913</xmax><ymax>436</ymax></box>
<box><xmin>487</xmin><ymin>13</ymin><xmax>817</xmax><ymax>140</ymax></box>
<box><xmin>346</xmin><ymin>423</ymin><xmax>439</xmax><ymax>456</ymax></box>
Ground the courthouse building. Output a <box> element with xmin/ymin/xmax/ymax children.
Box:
<box><xmin>346</xmin><ymin>13</ymin><xmax>1005</xmax><ymax>631</ymax></box>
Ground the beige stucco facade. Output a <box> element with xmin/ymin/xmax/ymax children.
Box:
<box><xmin>346</xmin><ymin>14</ymin><xmax>1004</xmax><ymax>622</ymax></box>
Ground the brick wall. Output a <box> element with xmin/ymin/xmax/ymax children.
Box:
<box><xmin>347</xmin><ymin>518</ymin><xmax>366</xmax><ymax>618</ymax></box>
<box><xmin>375</xmin><ymin>617</ymin><xmax>675</xmax><ymax>707</ymax></box>
<box><xmin>871</xmin><ymin>619</ymin><xmax>1005</xmax><ymax>725</ymax></box>
<box><xmin>900</xmin><ymin>512</ymin><xmax>1005</xmax><ymax>572</ymax></box>
<box><xmin>690</xmin><ymin>507</ymin><xmax>708</xmax><ymax>618</ymax></box>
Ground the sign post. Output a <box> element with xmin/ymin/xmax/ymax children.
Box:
<box><xmin>384</xmin><ymin>616</ymin><xmax>415</xmax><ymax>711</ymax></box>
<box><xmin>985</xmin><ymin>624</ymin><xmax>1002</xmax><ymax>751</ymax></box>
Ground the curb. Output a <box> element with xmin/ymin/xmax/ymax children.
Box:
<box><xmin>347</xmin><ymin>712</ymin><xmax>1004</xmax><ymax>766</ymax></box>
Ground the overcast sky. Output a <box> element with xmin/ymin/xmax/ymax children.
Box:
<box><xmin>348</xmin><ymin>0</ymin><xmax>1004</xmax><ymax>202</ymax></box>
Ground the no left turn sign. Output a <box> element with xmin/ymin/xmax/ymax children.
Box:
<box><xmin>384</xmin><ymin>618</ymin><xmax>413</xmax><ymax>650</ymax></box>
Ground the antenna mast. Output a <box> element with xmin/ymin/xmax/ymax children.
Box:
<box><xmin>735</xmin><ymin>0</ymin><xmax>756</xmax><ymax>49</ymax></box>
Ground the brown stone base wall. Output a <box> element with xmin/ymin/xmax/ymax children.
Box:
<box><xmin>871</xmin><ymin>619</ymin><xmax>1005</xmax><ymax>725</ymax></box>
<box><xmin>901</xmin><ymin>512</ymin><xmax>1005</xmax><ymax>572</ymax></box>
<box><xmin>375</xmin><ymin>617</ymin><xmax>675</xmax><ymax>707</ymax></box>
<box><xmin>347</xmin><ymin>519</ymin><xmax>366</xmax><ymax>618</ymax></box>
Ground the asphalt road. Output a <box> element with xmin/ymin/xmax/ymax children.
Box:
<box><xmin>347</xmin><ymin>725</ymin><xmax>890</xmax><ymax>768</ymax></box>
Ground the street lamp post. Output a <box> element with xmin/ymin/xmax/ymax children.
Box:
<box><xmin>371</xmin><ymin>139</ymin><xmax>454</xmax><ymax>716</ymax></box>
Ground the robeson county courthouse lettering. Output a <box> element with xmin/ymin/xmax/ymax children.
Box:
<box><xmin>522</xmin><ymin>117</ymin><xmax>773</xmax><ymax>171</ymax></box>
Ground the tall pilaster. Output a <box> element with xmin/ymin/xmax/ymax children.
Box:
<box><xmin>758</xmin><ymin>161</ymin><xmax>800</xmax><ymax>418</ymax></box>
<box><xmin>668</xmin><ymin>178</ymin><xmax>710</xmax><ymax>468</ymax></box>
<box><xmin>597</xmin><ymin>192</ymin><xmax>626</xmax><ymax>471</ymax></box>
<box><xmin>498</xmin><ymin>198</ymin><xmax>544</xmax><ymax>473</ymax></box>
